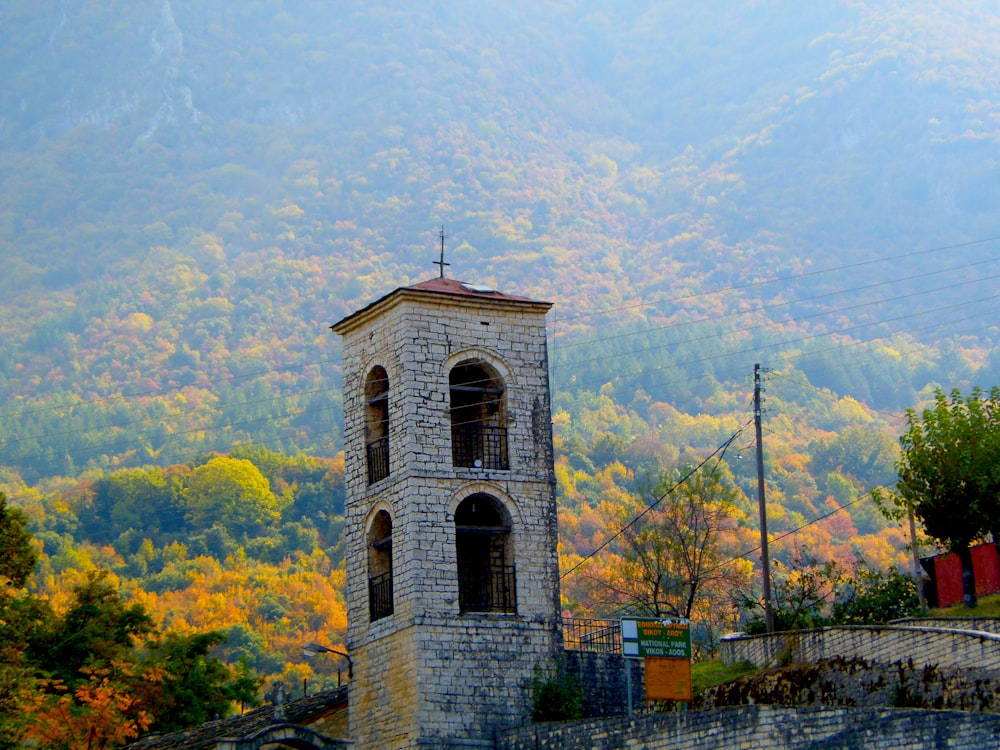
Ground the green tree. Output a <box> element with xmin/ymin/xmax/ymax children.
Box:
<box><xmin>184</xmin><ymin>456</ymin><xmax>285</xmax><ymax>537</ymax></box>
<box><xmin>831</xmin><ymin>562</ymin><xmax>923</xmax><ymax>625</ymax></box>
<box><xmin>808</xmin><ymin>426</ymin><xmax>898</xmax><ymax>491</ymax></box>
<box><xmin>0</xmin><ymin>496</ymin><xmax>262</xmax><ymax>744</ymax></box>
<box><xmin>876</xmin><ymin>387</ymin><xmax>1000</xmax><ymax>607</ymax></box>
<box><xmin>138</xmin><ymin>632</ymin><xmax>261</xmax><ymax>732</ymax></box>
<box><xmin>0</xmin><ymin>494</ymin><xmax>53</xmax><ymax>748</ymax></box>
<box><xmin>85</xmin><ymin>467</ymin><xmax>188</xmax><ymax>545</ymax></box>
<box><xmin>530</xmin><ymin>662</ymin><xmax>583</xmax><ymax>722</ymax></box>
<box><xmin>37</xmin><ymin>571</ymin><xmax>155</xmax><ymax>687</ymax></box>
<box><xmin>0</xmin><ymin>493</ymin><xmax>38</xmax><ymax>589</ymax></box>
<box><xmin>743</xmin><ymin>552</ymin><xmax>842</xmax><ymax>634</ymax></box>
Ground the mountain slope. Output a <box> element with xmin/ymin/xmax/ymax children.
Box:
<box><xmin>1</xmin><ymin>0</ymin><xmax>999</xmax><ymax>480</ymax></box>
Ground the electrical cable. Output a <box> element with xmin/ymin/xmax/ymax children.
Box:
<box><xmin>550</xmin><ymin>234</ymin><xmax>1000</xmax><ymax>324</ymax></box>
<box><xmin>552</xmin><ymin>254</ymin><xmax>1000</xmax><ymax>354</ymax></box>
<box><xmin>559</xmin><ymin>417</ymin><xmax>753</xmax><ymax>581</ymax></box>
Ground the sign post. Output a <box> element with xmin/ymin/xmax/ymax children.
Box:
<box><xmin>620</xmin><ymin>616</ymin><xmax>692</xmax><ymax>703</ymax></box>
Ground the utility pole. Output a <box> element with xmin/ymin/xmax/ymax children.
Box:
<box><xmin>908</xmin><ymin>505</ymin><xmax>926</xmax><ymax>608</ymax></box>
<box><xmin>754</xmin><ymin>364</ymin><xmax>775</xmax><ymax>633</ymax></box>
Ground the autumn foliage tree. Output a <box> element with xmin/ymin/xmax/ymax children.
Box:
<box><xmin>587</xmin><ymin>464</ymin><xmax>752</xmax><ymax>630</ymax></box>
<box><xmin>19</xmin><ymin>668</ymin><xmax>156</xmax><ymax>750</ymax></box>
<box><xmin>37</xmin><ymin>571</ymin><xmax>155</xmax><ymax>687</ymax></box>
<box><xmin>0</xmin><ymin>493</ymin><xmax>261</xmax><ymax>745</ymax></box>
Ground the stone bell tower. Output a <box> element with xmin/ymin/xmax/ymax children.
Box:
<box><xmin>331</xmin><ymin>276</ymin><xmax>562</xmax><ymax>750</ymax></box>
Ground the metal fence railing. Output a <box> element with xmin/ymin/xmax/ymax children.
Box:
<box><xmin>458</xmin><ymin>563</ymin><xmax>516</xmax><ymax>613</ymax></box>
<box><xmin>368</xmin><ymin>571</ymin><xmax>394</xmax><ymax>621</ymax></box>
<box><xmin>366</xmin><ymin>436</ymin><xmax>390</xmax><ymax>484</ymax></box>
<box><xmin>452</xmin><ymin>426</ymin><xmax>509</xmax><ymax>470</ymax></box>
<box><xmin>562</xmin><ymin>617</ymin><xmax>622</xmax><ymax>653</ymax></box>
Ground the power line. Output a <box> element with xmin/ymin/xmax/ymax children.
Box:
<box><xmin>550</xmin><ymin>234</ymin><xmax>1000</xmax><ymax>325</ymax></box>
<box><xmin>6</xmin><ymin>239</ymin><xmax>1000</xmax><ymax>491</ymax></box>
<box><xmin>706</xmin><ymin>493</ymin><xmax>874</xmax><ymax>580</ymax></box>
<box><xmin>553</xmin><ymin>291</ymin><xmax>1000</xmax><ymax>396</ymax></box>
<box><xmin>554</xmin><ymin>272</ymin><xmax>1000</xmax><ymax>374</ymax></box>
<box><xmin>0</xmin><ymin>386</ymin><xmax>341</xmax><ymax>447</ymax></box>
<box><xmin>7</xmin><ymin>241</ymin><xmax>1000</xmax><ymax>460</ymax></box>
<box><xmin>8</xmin><ymin>236</ymin><xmax>998</xmax><ymax>426</ymax></box>
<box><xmin>6</xmin><ymin>293</ymin><xmax>991</xmax><ymax>478</ymax></box>
<box><xmin>552</xmin><ymin>253</ymin><xmax>1000</xmax><ymax>354</ymax></box>
<box><xmin>559</xmin><ymin>417</ymin><xmax>753</xmax><ymax>582</ymax></box>
<box><xmin>0</xmin><ymin>424</ymin><xmax>344</xmax><ymax>510</ymax></box>
<box><xmin>5</xmin><ymin>399</ymin><xmax>343</xmax><ymax>469</ymax></box>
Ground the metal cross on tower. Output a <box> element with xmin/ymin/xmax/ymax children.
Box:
<box><xmin>433</xmin><ymin>226</ymin><xmax>450</xmax><ymax>278</ymax></box>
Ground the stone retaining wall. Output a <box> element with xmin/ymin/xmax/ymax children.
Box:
<box><xmin>720</xmin><ymin>624</ymin><xmax>1000</xmax><ymax>670</ymax></box>
<box><xmin>890</xmin><ymin>616</ymin><xmax>1000</xmax><ymax>633</ymax></box>
<box><xmin>697</xmin><ymin>657</ymin><xmax>1000</xmax><ymax>712</ymax></box>
<box><xmin>497</xmin><ymin>705</ymin><xmax>1000</xmax><ymax>750</ymax></box>
<box><xmin>564</xmin><ymin>650</ymin><xmax>643</xmax><ymax>719</ymax></box>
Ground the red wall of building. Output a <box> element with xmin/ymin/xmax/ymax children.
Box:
<box><xmin>923</xmin><ymin>543</ymin><xmax>1000</xmax><ymax>608</ymax></box>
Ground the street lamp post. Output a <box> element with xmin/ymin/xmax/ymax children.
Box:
<box><xmin>302</xmin><ymin>642</ymin><xmax>354</xmax><ymax>686</ymax></box>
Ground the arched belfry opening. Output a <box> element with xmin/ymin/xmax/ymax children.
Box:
<box><xmin>450</xmin><ymin>359</ymin><xmax>508</xmax><ymax>470</ymax></box>
<box><xmin>364</xmin><ymin>366</ymin><xmax>389</xmax><ymax>484</ymax></box>
<box><xmin>367</xmin><ymin>509</ymin><xmax>393</xmax><ymax>621</ymax></box>
<box><xmin>455</xmin><ymin>493</ymin><xmax>516</xmax><ymax>614</ymax></box>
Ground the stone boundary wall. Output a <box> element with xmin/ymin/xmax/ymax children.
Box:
<box><xmin>497</xmin><ymin>706</ymin><xmax>1000</xmax><ymax>750</ymax></box>
<box><xmin>696</xmin><ymin>657</ymin><xmax>1000</xmax><ymax>713</ymax></box>
<box><xmin>890</xmin><ymin>617</ymin><xmax>1000</xmax><ymax>633</ymax></box>
<box><xmin>720</xmin><ymin>624</ymin><xmax>1000</xmax><ymax>670</ymax></box>
<box><xmin>564</xmin><ymin>650</ymin><xmax>644</xmax><ymax>719</ymax></box>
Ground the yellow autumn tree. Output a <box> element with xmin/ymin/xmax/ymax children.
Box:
<box><xmin>184</xmin><ymin>457</ymin><xmax>288</xmax><ymax>538</ymax></box>
<box><xmin>583</xmin><ymin>463</ymin><xmax>752</xmax><ymax>624</ymax></box>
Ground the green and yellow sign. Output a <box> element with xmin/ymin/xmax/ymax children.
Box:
<box><xmin>621</xmin><ymin>617</ymin><xmax>693</xmax><ymax>702</ymax></box>
<box><xmin>620</xmin><ymin>617</ymin><xmax>691</xmax><ymax>659</ymax></box>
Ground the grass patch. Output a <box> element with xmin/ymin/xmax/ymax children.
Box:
<box><xmin>933</xmin><ymin>593</ymin><xmax>1000</xmax><ymax>618</ymax></box>
<box><xmin>692</xmin><ymin>658</ymin><xmax>757</xmax><ymax>694</ymax></box>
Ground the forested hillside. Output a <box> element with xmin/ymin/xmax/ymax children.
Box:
<box><xmin>3</xmin><ymin>1</ymin><xmax>1000</xmax><ymax>478</ymax></box>
<box><xmin>2</xmin><ymin>0</ymin><xmax>1000</xmax><ymax>694</ymax></box>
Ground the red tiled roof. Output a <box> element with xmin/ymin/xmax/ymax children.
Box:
<box><xmin>405</xmin><ymin>276</ymin><xmax>539</xmax><ymax>303</ymax></box>
<box><xmin>331</xmin><ymin>277</ymin><xmax>550</xmax><ymax>333</ymax></box>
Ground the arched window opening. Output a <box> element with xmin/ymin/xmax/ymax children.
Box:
<box><xmin>450</xmin><ymin>360</ymin><xmax>508</xmax><ymax>470</ymax></box>
<box><xmin>455</xmin><ymin>494</ymin><xmax>516</xmax><ymax>614</ymax></box>
<box><xmin>368</xmin><ymin>510</ymin><xmax>394</xmax><ymax>621</ymax></box>
<box><xmin>365</xmin><ymin>366</ymin><xmax>390</xmax><ymax>484</ymax></box>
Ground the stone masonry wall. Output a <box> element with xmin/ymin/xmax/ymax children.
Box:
<box><xmin>890</xmin><ymin>617</ymin><xmax>1000</xmax><ymax>633</ymax></box>
<box><xmin>720</xmin><ymin>624</ymin><xmax>1000</xmax><ymax>670</ymax></box>
<box><xmin>347</xmin><ymin>625</ymin><xmax>418</xmax><ymax>749</ymax></box>
<box><xmin>497</xmin><ymin>706</ymin><xmax>1000</xmax><ymax>750</ymax></box>
<box><xmin>697</xmin><ymin>657</ymin><xmax>1000</xmax><ymax>713</ymax></box>
<box><xmin>564</xmin><ymin>650</ymin><xmax>644</xmax><ymax>719</ymax></box>
<box><xmin>409</xmin><ymin>619</ymin><xmax>559</xmax><ymax>748</ymax></box>
<box><xmin>339</xmin><ymin>294</ymin><xmax>561</xmax><ymax>633</ymax></box>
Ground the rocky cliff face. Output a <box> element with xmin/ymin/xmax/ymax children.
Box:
<box><xmin>2</xmin><ymin>1</ymin><xmax>199</xmax><ymax>145</ymax></box>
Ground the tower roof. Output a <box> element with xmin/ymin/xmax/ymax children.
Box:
<box><xmin>330</xmin><ymin>277</ymin><xmax>552</xmax><ymax>335</ymax></box>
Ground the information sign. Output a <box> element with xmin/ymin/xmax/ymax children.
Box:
<box><xmin>645</xmin><ymin>655</ymin><xmax>693</xmax><ymax>702</ymax></box>
<box><xmin>620</xmin><ymin>616</ymin><xmax>692</xmax><ymax>659</ymax></box>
